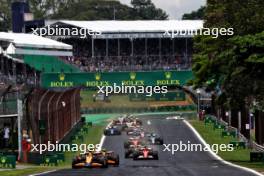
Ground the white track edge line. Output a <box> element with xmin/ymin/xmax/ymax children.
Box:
<box><xmin>184</xmin><ymin>120</ymin><xmax>263</xmax><ymax>176</ymax></box>
<box><xmin>29</xmin><ymin>169</ymin><xmax>57</xmax><ymax>176</ymax></box>
<box><xmin>97</xmin><ymin>135</ymin><xmax>106</xmax><ymax>151</ymax></box>
<box><xmin>97</xmin><ymin>121</ymin><xmax>113</xmax><ymax>151</ymax></box>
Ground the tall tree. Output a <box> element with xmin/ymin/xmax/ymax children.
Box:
<box><xmin>50</xmin><ymin>0</ymin><xmax>135</xmax><ymax>20</ymax></box>
<box><xmin>192</xmin><ymin>0</ymin><xmax>264</xmax><ymax>140</ymax></box>
<box><xmin>193</xmin><ymin>0</ymin><xmax>264</xmax><ymax>101</ymax></box>
<box><xmin>131</xmin><ymin>0</ymin><xmax>168</xmax><ymax>20</ymax></box>
<box><xmin>0</xmin><ymin>0</ymin><xmax>168</xmax><ymax>31</ymax></box>
<box><xmin>182</xmin><ymin>6</ymin><xmax>205</xmax><ymax>20</ymax></box>
<box><xmin>0</xmin><ymin>0</ymin><xmax>12</xmax><ymax>31</ymax></box>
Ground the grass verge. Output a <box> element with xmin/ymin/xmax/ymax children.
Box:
<box><xmin>0</xmin><ymin>166</ymin><xmax>59</xmax><ymax>176</ymax></box>
<box><xmin>189</xmin><ymin>119</ymin><xmax>264</xmax><ymax>172</ymax></box>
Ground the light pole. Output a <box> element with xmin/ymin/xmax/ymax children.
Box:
<box><xmin>196</xmin><ymin>89</ymin><xmax>201</xmax><ymax>118</ymax></box>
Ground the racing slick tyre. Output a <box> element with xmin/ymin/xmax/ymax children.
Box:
<box><xmin>121</xmin><ymin>125</ymin><xmax>128</xmax><ymax>131</ymax></box>
<box><xmin>113</xmin><ymin>154</ymin><xmax>120</xmax><ymax>167</ymax></box>
<box><xmin>72</xmin><ymin>159</ymin><xmax>81</xmax><ymax>169</ymax></box>
<box><xmin>104</xmin><ymin>130</ymin><xmax>108</xmax><ymax>136</ymax></box>
<box><xmin>125</xmin><ymin>150</ymin><xmax>131</xmax><ymax>158</ymax></box>
<box><xmin>117</xmin><ymin>130</ymin><xmax>121</xmax><ymax>135</ymax></box>
<box><xmin>99</xmin><ymin>158</ymin><xmax>109</xmax><ymax>168</ymax></box>
<box><xmin>153</xmin><ymin>151</ymin><xmax>159</xmax><ymax>160</ymax></box>
<box><xmin>136</xmin><ymin>120</ymin><xmax>143</xmax><ymax>126</ymax></box>
<box><xmin>157</xmin><ymin>139</ymin><xmax>164</xmax><ymax>145</ymax></box>
<box><xmin>132</xmin><ymin>151</ymin><xmax>140</xmax><ymax>160</ymax></box>
<box><xmin>124</xmin><ymin>142</ymin><xmax>130</xmax><ymax>149</ymax></box>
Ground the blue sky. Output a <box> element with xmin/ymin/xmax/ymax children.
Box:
<box><xmin>119</xmin><ymin>0</ymin><xmax>206</xmax><ymax>19</ymax></box>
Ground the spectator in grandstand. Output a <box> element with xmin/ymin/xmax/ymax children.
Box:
<box><xmin>3</xmin><ymin>123</ymin><xmax>10</xmax><ymax>148</ymax></box>
<box><xmin>59</xmin><ymin>37</ymin><xmax>193</xmax><ymax>73</ymax></box>
<box><xmin>62</xmin><ymin>55</ymin><xmax>192</xmax><ymax>72</ymax></box>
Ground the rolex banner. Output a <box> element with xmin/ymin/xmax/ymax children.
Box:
<box><xmin>40</xmin><ymin>71</ymin><xmax>193</xmax><ymax>88</ymax></box>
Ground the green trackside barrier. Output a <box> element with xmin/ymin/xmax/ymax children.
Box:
<box><xmin>71</xmin><ymin>135</ymin><xmax>84</xmax><ymax>143</ymax></box>
<box><xmin>222</xmin><ymin>130</ymin><xmax>237</xmax><ymax>138</ymax></box>
<box><xmin>205</xmin><ymin>115</ymin><xmax>211</xmax><ymax>120</ymax></box>
<box><xmin>250</xmin><ymin>152</ymin><xmax>264</xmax><ymax>162</ymax></box>
<box><xmin>77</xmin><ymin>130</ymin><xmax>83</xmax><ymax>135</ymax></box>
<box><xmin>150</xmin><ymin>107</ymin><xmax>156</xmax><ymax>112</ymax></box>
<box><xmin>41</xmin><ymin>154</ymin><xmax>58</xmax><ymax>166</ymax></box>
<box><xmin>84</xmin><ymin>126</ymin><xmax>89</xmax><ymax>132</ymax></box>
<box><xmin>0</xmin><ymin>155</ymin><xmax>16</xmax><ymax>168</ymax></box>
<box><xmin>204</xmin><ymin>116</ymin><xmax>217</xmax><ymax>125</ymax></box>
<box><xmin>213</xmin><ymin>123</ymin><xmax>226</xmax><ymax>130</ymax></box>
<box><xmin>229</xmin><ymin>141</ymin><xmax>246</xmax><ymax>149</ymax></box>
<box><xmin>71</xmin><ymin>135</ymin><xmax>76</xmax><ymax>141</ymax></box>
<box><xmin>71</xmin><ymin>128</ymin><xmax>81</xmax><ymax>137</ymax></box>
<box><xmin>77</xmin><ymin>131</ymin><xmax>86</xmax><ymax>138</ymax></box>
<box><xmin>80</xmin><ymin>127</ymin><xmax>89</xmax><ymax>134</ymax></box>
<box><xmin>76</xmin><ymin>134</ymin><xmax>84</xmax><ymax>142</ymax></box>
<box><xmin>181</xmin><ymin>106</ymin><xmax>187</xmax><ymax>111</ymax></box>
<box><xmin>79</xmin><ymin>128</ymin><xmax>85</xmax><ymax>134</ymax></box>
<box><xmin>55</xmin><ymin>153</ymin><xmax>65</xmax><ymax>163</ymax></box>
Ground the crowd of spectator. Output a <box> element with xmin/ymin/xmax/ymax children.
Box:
<box><xmin>65</xmin><ymin>55</ymin><xmax>191</xmax><ymax>72</ymax></box>
<box><xmin>61</xmin><ymin>38</ymin><xmax>193</xmax><ymax>72</ymax></box>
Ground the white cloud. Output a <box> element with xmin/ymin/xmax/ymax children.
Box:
<box><xmin>119</xmin><ymin>0</ymin><xmax>206</xmax><ymax>19</ymax></box>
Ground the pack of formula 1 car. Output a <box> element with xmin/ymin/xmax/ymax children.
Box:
<box><xmin>73</xmin><ymin>115</ymin><xmax>164</xmax><ymax>169</ymax></box>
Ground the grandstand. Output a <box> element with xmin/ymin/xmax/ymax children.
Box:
<box><xmin>0</xmin><ymin>21</ymin><xmax>203</xmax><ymax>86</ymax></box>
<box><xmin>0</xmin><ymin>32</ymin><xmax>78</xmax><ymax>148</ymax></box>
<box><xmin>46</xmin><ymin>20</ymin><xmax>203</xmax><ymax>72</ymax></box>
<box><xmin>0</xmin><ymin>32</ymin><xmax>76</xmax><ymax>85</ymax></box>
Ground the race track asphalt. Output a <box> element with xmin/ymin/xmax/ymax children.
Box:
<box><xmin>41</xmin><ymin>114</ymin><xmax>258</xmax><ymax>176</ymax></box>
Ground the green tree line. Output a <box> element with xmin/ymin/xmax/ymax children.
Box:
<box><xmin>0</xmin><ymin>0</ymin><xmax>168</xmax><ymax>31</ymax></box>
<box><xmin>189</xmin><ymin>0</ymin><xmax>264</xmax><ymax>142</ymax></box>
<box><xmin>192</xmin><ymin>0</ymin><xmax>264</xmax><ymax>109</ymax></box>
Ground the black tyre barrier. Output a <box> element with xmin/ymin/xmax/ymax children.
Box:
<box><xmin>80</xmin><ymin>105</ymin><xmax>196</xmax><ymax>114</ymax></box>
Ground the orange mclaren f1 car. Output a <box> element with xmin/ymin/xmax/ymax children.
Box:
<box><xmin>72</xmin><ymin>151</ymin><xmax>119</xmax><ymax>169</ymax></box>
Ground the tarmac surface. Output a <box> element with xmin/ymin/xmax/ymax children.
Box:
<box><xmin>42</xmin><ymin>114</ymin><xmax>258</xmax><ymax>176</ymax></box>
